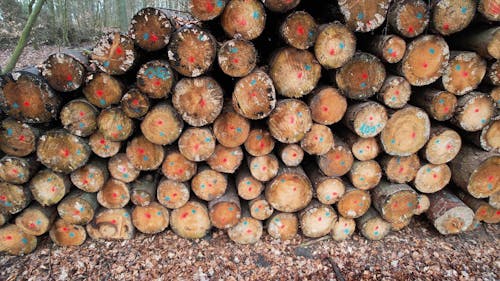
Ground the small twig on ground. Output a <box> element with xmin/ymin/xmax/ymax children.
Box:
<box><xmin>298</xmin><ymin>236</ymin><xmax>331</xmax><ymax>247</ymax></box>
<box><xmin>326</xmin><ymin>257</ymin><xmax>346</xmax><ymax>281</ymax></box>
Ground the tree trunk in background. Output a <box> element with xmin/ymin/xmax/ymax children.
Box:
<box><xmin>117</xmin><ymin>0</ymin><xmax>128</xmax><ymax>31</ymax></box>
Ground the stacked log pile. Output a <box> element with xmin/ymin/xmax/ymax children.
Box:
<box><xmin>0</xmin><ymin>0</ymin><xmax>499</xmax><ymax>255</ymax></box>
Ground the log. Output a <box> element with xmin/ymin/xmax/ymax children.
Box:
<box><xmin>218</xmin><ymin>39</ymin><xmax>257</xmax><ymax>77</ymax></box>
<box><xmin>170</xmin><ymin>200</ymin><xmax>211</xmax><ymax>239</ymax></box>
<box><xmin>131</xmin><ymin>202</ymin><xmax>169</xmax><ymax>234</ymax></box>
<box><xmin>0</xmin><ymin>213</ymin><xmax>11</xmax><ymax>227</ymax></box>
<box><xmin>244</xmin><ymin>127</ymin><xmax>275</xmax><ymax>157</ymax></box>
<box><xmin>130</xmin><ymin>175</ymin><xmax>158</xmax><ymax>207</ymax></box>
<box><xmin>213</xmin><ymin>106</ymin><xmax>250</xmax><ymax>148</ymax></box>
<box><xmin>280</xmin><ymin>11</ymin><xmax>317</xmax><ymax>50</ymax></box>
<box><xmin>369</xmin><ymin>35</ymin><xmax>406</xmax><ymax>64</ymax></box>
<box><xmin>380</xmin><ymin>106</ymin><xmax>431</xmax><ymax>156</ymax></box>
<box><xmin>431</xmin><ymin>0</ymin><xmax>476</xmax><ymax>35</ymax></box>
<box><xmin>298</xmin><ymin>200</ymin><xmax>336</xmax><ymax>238</ymax></box>
<box><xmin>265</xmin><ymin>165</ymin><xmax>313</xmax><ymax>212</ymax></box>
<box><xmin>39</xmin><ymin>51</ymin><xmax>88</xmax><ymax>92</ymax></box>
<box><xmin>336</xmin><ymin>52</ymin><xmax>386</xmax><ymax>100</ymax></box>
<box><xmin>0</xmin><ymin>69</ymin><xmax>60</xmax><ymax>123</ymax></box>
<box><xmin>343</xmin><ymin>101</ymin><xmax>388</xmax><ymax>138</ymax></box>
<box><xmin>307</xmin><ymin>86</ymin><xmax>347</xmax><ymax>126</ymax></box>
<box><xmin>338</xmin><ymin>0</ymin><xmax>390</xmax><ymax>32</ymax></box>
<box><xmin>168</xmin><ymin>25</ymin><xmax>217</xmax><ymax>77</ymax></box>
<box><xmin>411</xmin><ymin>89</ymin><xmax>457</xmax><ymax>121</ymax></box>
<box><xmin>136</xmin><ymin>60</ymin><xmax>175</xmax><ymax>99</ymax></box>
<box><xmin>232</xmin><ymin>70</ymin><xmax>276</xmax><ymax>120</ymax></box>
<box><xmin>348</xmin><ymin>160</ymin><xmax>382</xmax><ymax>191</ymax></box>
<box><xmin>465</xmin><ymin>116</ymin><xmax>500</xmax><ymax>153</ymax></box>
<box><xmin>173</xmin><ymin>77</ymin><xmax>223</xmax><ymax>127</ymax></box>
<box><xmin>108</xmin><ymin>153</ymin><xmax>140</xmax><ymax>183</ymax></box>
<box><xmin>413</xmin><ymin>193</ymin><xmax>430</xmax><ymax>215</ymax></box>
<box><xmin>60</xmin><ymin>99</ymin><xmax>98</xmax><ymax>137</ymax></box>
<box><xmin>191</xmin><ymin>166</ymin><xmax>228</xmax><ymax>201</ymax></box>
<box><xmin>97</xmin><ymin>107</ymin><xmax>134</xmax><ymax>142</ymax></box>
<box><xmin>178</xmin><ymin>127</ymin><xmax>216</xmax><ymax>162</ymax></box>
<box><xmin>266</xmin><ymin>212</ymin><xmax>298</xmax><ymax>240</ymax></box>
<box><xmin>449</xmin><ymin>144</ymin><xmax>499</xmax><ymax>198</ymax></box>
<box><xmin>126</xmin><ymin>135</ymin><xmax>165</xmax><ymax>171</ymax></box>
<box><xmin>267</xmin><ymin>99</ymin><xmax>312</xmax><ymax>143</ymax></box>
<box><xmin>86</xmin><ymin>208</ymin><xmax>134</xmax><ymax>240</ymax></box>
<box><xmin>70</xmin><ymin>159</ymin><xmax>109</xmax><ymax>193</ymax></box>
<box><xmin>97</xmin><ymin>179</ymin><xmax>130</xmax><ymax>209</ymax></box>
<box><xmin>422</xmin><ymin>126</ymin><xmax>462</xmax><ymax>165</ymax></box>
<box><xmin>388</xmin><ymin>0</ymin><xmax>429</xmax><ymax>38</ymax></box>
<box><xmin>90</xmin><ymin>32</ymin><xmax>136</xmax><ymax>75</ymax></box>
<box><xmin>29</xmin><ymin>169</ymin><xmax>70</xmax><ymax>206</ymax></box>
<box><xmin>129</xmin><ymin>7</ymin><xmax>175</xmax><ymax>52</ymax></box>
<box><xmin>89</xmin><ymin>131</ymin><xmax>121</xmax><ymax>158</ymax></box>
<box><xmin>314</xmin><ymin>23</ymin><xmax>356</xmax><ymax>69</ymax></box>
<box><xmin>0</xmin><ymin>156</ymin><xmax>38</xmax><ymax>184</ymax></box>
<box><xmin>478</xmin><ymin>0</ymin><xmax>500</xmax><ymax>21</ymax></box>
<box><xmin>377</xmin><ymin>76</ymin><xmax>411</xmax><ymax>109</ymax></box>
<box><xmin>331</xmin><ymin>216</ymin><xmax>355</xmax><ymax>241</ymax></box>
<box><xmin>49</xmin><ymin>218</ymin><xmax>86</xmax><ymax>246</ymax></box>
<box><xmin>372</xmin><ymin>181</ymin><xmax>418</xmax><ymax>224</ymax></box>
<box><xmin>161</xmin><ymin>148</ymin><xmax>197</xmax><ymax>182</ymax></box>
<box><xmin>15</xmin><ymin>203</ymin><xmax>56</xmax><ymax>236</ymax></box>
<box><xmin>248</xmin><ymin>195</ymin><xmax>273</xmax><ymax>221</ymax></box>
<box><xmin>339</xmin><ymin>130</ymin><xmax>380</xmax><ymax>161</ymax></box>
<box><xmin>399</xmin><ymin>35</ymin><xmax>449</xmax><ymax>86</ymax></box>
<box><xmin>490</xmin><ymin>87</ymin><xmax>500</xmax><ymax>109</ymax></box>
<box><xmin>456</xmin><ymin>190</ymin><xmax>500</xmax><ymax>224</ymax></box>
<box><xmin>269</xmin><ymin>48</ymin><xmax>321</xmax><ymax>98</ymax></box>
<box><xmin>355</xmin><ymin>208</ymin><xmax>391</xmax><ymax>241</ymax></box>
<box><xmin>121</xmin><ymin>88</ymin><xmax>150</xmax><ymax>119</ymax></box>
<box><xmin>247</xmin><ymin>154</ymin><xmax>279</xmax><ymax>182</ymax></box>
<box><xmin>337</xmin><ymin>183</ymin><xmax>371</xmax><ymax>219</ymax></box>
<box><xmin>451</xmin><ymin>92</ymin><xmax>495</xmax><ymax>132</ymax></box>
<box><xmin>0</xmin><ymin>224</ymin><xmax>37</xmax><ymax>255</ymax></box>
<box><xmin>317</xmin><ymin>136</ymin><xmax>354</xmax><ymax>177</ymax></box>
<box><xmin>206</xmin><ymin>144</ymin><xmax>244</xmax><ymax>174</ymax></box>
<box><xmin>157</xmin><ymin>178</ymin><xmax>190</xmax><ymax>209</ymax></box>
<box><xmin>189</xmin><ymin>0</ymin><xmax>226</xmax><ymax>21</ymax></box>
<box><xmin>303</xmin><ymin>162</ymin><xmax>345</xmax><ymax>205</ymax></box>
<box><xmin>442</xmin><ymin>52</ymin><xmax>487</xmax><ymax>95</ymax></box>
<box><xmin>221</xmin><ymin>0</ymin><xmax>266</xmax><ymax>40</ymax></box>
<box><xmin>140</xmin><ymin>103</ymin><xmax>184</xmax><ymax>145</ymax></box>
<box><xmin>263</xmin><ymin>0</ymin><xmax>300</xmax><ymax>13</ymax></box>
<box><xmin>489</xmin><ymin>191</ymin><xmax>500</xmax><ymax>209</ymax></box>
<box><xmin>391</xmin><ymin>217</ymin><xmax>412</xmax><ymax>231</ymax></box>
<box><xmin>426</xmin><ymin>189</ymin><xmax>474</xmax><ymax>235</ymax></box>
<box><xmin>381</xmin><ymin>154</ymin><xmax>421</xmax><ymax>184</ymax></box>
<box><xmin>278</xmin><ymin>144</ymin><xmax>304</xmax><ymax>167</ymax></box>
<box><xmin>300</xmin><ymin>124</ymin><xmax>334</xmax><ymax>156</ymax></box>
<box><xmin>227</xmin><ymin>202</ymin><xmax>263</xmax><ymax>244</ymax></box>
<box><xmin>0</xmin><ymin>118</ymin><xmax>38</xmax><ymax>157</ymax></box>
<box><xmin>57</xmin><ymin>191</ymin><xmax>98</xmax><ymax>225</ymax></box>
<box><xmin>83</xmin><ymin>72</ymin><xmax>124</xmax><ymax>109</ymax></box>
<box><xmin>235</xmin><ymin>166</ymin><xmax>264</xmax><ymax>200</ymax></box>
<box><xmin>451</xmin><ymin>27</ymin><xmax>500</xmax><ymax>59</ymax></box>
<box><xmin>208</xmin><ymin>183</ymin><xmax>241</xmax><ymax>229</ymax></box>
<box><xmin>486</xmin><ymin>60</ymin><xmax>500</xmax><ymax>86</ymax></box>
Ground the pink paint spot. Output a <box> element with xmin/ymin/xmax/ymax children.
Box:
<box><xmin>132</xmin><ymin>99</ymin><xmax>139</xmax><ymax>105</ymax></box>
<box><xmin>395</xmin><ymin>90</ymin><xmax>400</xmax><ymax>96</ymax></box>
<box><xmin>157</xmin><ymin>120</ymin><xmax>163</xmax><ymax>126</ymax></box>
<box><xmin>79</xmin><ymin>111</ymin><xmax>85</xmax><ymax>117</ymax></box>
<box><xmin>293</xmin><ymin>187</ymin><xmax>297</xmax><ymax>191</ymax></box>
<box><xmin>11</xmin><ymin>169</ymin><xmax>18</xmax><ymax>174</ymax></box>
<box><xmin>297</xmin><ymin>72</ymin><xmax>303</xmax><ymax>79</ymax></box>
<box><xmin>223</xmin><ymin>158</ymin><xmax>228</xmax><ymax>163</ymax></box>
<box><xmin>188</xmin><ymin>56</ymin><xmax>195</xmax><ymax>63</ymax></box>
<box><xmin>246</xmin><ymin>229</ymin><xmax>252</xmax><ymax>234</ymax></box>
<box><xmin>145</xmin><ymin>213</ymin><xmax>151</xmax><ymax>219</ymax></box>
<box><xmin>411</xmin><ymin>132</ymin><xmax>416</xmax><ymax>138</ymax></box>
<box><xmin>83</xmin><ymin>179</ymin><xmax>89</xmax><ymax>185</ymax></box>
<box><xmin>262</xmin><ymin>166</ymin><xmax>267</xmax><ymax>171</ymax></box>
<box><xmin>290</xmin><ymin>116</ymin><xmax>295</xmax><ymax>124</ymax></box>
<box><xmin>194</xmin><ymin>144</ymin><xmax>200</xmax><ymax>151</ymax></box>
<box><xmin>366</xmin><ymin>146</ymin><xmax>370</xmax><ymax>150</ymax></box>
<box><xmin>344</xmin><ymin>223</ymin><xmax>348</xmax><ymax>227</ymax></box>
<box><xmin>66</xmin><ymin>74</ymin><xmax>73</xmax><ymax>81</ymax></box>
<box><xmin>280</xmin><ymin>224</ymin><xmax>285</xmax><ymax>229</ymax></box>
<box><xmin>23</xmin><ymin>101</ymin><xmax>30</xmax><ymax>107</ymax></box>
<box><xmin>446</xmin><ymin>144</ymin><xmax>452</xmax><ymax>150</ymax></box>
<box><xmin>96</xmin><ymin>90</ymin><xmax>104</xmax><ymax>97</ymax></box>
<box><xmin>181</xmin><ymin>212</ymin><xmax>188</xmax><ymax>219</ymax></box>
<box><xmin>51</xmin><ymin>186</ymin><xmax>56</xmax><ymax>192</ymax></box>
<box><xmin>375</xmin><ymin>226</ymin><xmax>379</xmax><ymax>230</ymax></box>
<box><xmin>5</xmin><ymin>236</ymin><xmax>12</xmax><ymax>241</ymax></box>
<box><xmin>115</xmin><ymin>47</ymin><xmax>123</xmax><ymax>55</ymax></box>
<box><xmin>238</xmin><ymin>18</ymin><xmax>247</xmax><ymax>26</ymax></box>
<box><xmin>423</xmin><ymin>62</ymin><xmax>428</xmax><ymax>68</ymax></box>
<box><xmin>150</xmin><ymin>34</ymin><xmax>159</xmax><ymax>43</ymax></box>
<box><xmin>318</xmin><ymin>217</ymin><xmax>322</xmax><ymax>222</ymax></box>
<box><xmin>433</xmin><ymin>174</ymin><xmax>438</xmax><ymax>179</ymax></box>
<box><xmin>333</xmin><ymin>192</ymin><xmax>337</xmax><ymax>196</ymax></box>
<box><xmin>394</xmin><ymin>202</ymin><xmax>398</xmax><ymax>208</ymax></box>
<box><xmin>248</xmin><ymin>187</ymin><xmax>252</xmax><ymax>192</ymax></box>
<box><xmin>329</xmin><ymin>49</ymin><xmax>335</xmax><ymax>56</ymax></box>
<box><xmin>297</xmin><ymin>25</ymin><xmax>305</xmax><ymax>35</ymax></box>
<box><xmin>399</xmin><ymin>167</ymin><xmax>404</xmax><ymax>173</ymax></box>
<box><xmin>19</xmin><ymin>135</ymin><xmax>25</xmax><ymax>141</ymax></box>
<box><xmin>369</xmin><ymin>116</ymin><xmax>373</xmax><ymax>121</ymax></box>
<box><xmin>177</xmin><ymin>169</ymin><xmax>184</xmax><ymax>175</ymax></box>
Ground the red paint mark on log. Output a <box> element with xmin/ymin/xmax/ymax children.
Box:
<box><xmin>19</xmin><ymin>135</ymin><xmax>25</xmax><ymax>141</ymax></box>
<box><xmin>181</xmin><ymin>212</ymin><xmax>188</xmax><ymax>219</ymax></box>
<box><xmin>297</xmin><ymin>25</ymin><xmax>305</xmax><ymax>35</ymax></box>
<box><xmin>115</xmin><ymin>47</ymin><xmax>123</xmax><ymax>55</ymax></box>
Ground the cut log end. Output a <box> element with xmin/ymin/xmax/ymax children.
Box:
<box><xmin>86</xmin><ymin>208</ymin><xmax>134</xmax><ymax>240</ymax></box>
<box><xmin>300</xmin><ymin>124</ymin><xmax>334</xmax><ymax>156</ymax></box>
<box><xmin>137</xmin><ymin>60</ymin><xmax>175</xmax><ymax>99</ymax></box>
<box><xmin>249</xmin><ymin>196</ymin><xmax>273</xmax><ymax>221</ymax></box>
<box><xmin>339</xmin><ymin>0</ymin><xmax>391</xmax><ymax>32</ymax></box>
<box><xmin>207</xmin><ymin>145</ymin><xmax>243</xmax><ymax>174</ymax></box>
<box><xmin>157</xmin><ymin>178</ymin><xmax>190</xmax><ymax>209</ymax></box>
<box><xmin>389</xmin><ymin>0</ymin><xmax>429</xmax><ymax>38</ymax></box>
<box><xmin>49</xmin><ymin>219</ymin><xmax>86</xmax><ymax>246</ymax></box>
<box><xmin>57</xmin><ymin>192</ymin><xmax>97</xmax><ymax>225</ymax></box>
<box><xmin>60</xmin><ymin>99</ymin><xmax>98</xmax><ymax>137</ymax></box>
<box><xmin>265</xmin><ymin>166</ymin><xmax>313</xmax><ymax>212</ymax></box>
<box><xmin>370</xmin><ymin>35</ymin><xmax>406</xmax><ymax>64</ymax></box>
<box><xmin>190</xmin><ymin>0</ymin><xmax>226</xmax><ymax>21</ymax></box>
<box><xmin>83</xmin><ymin>73</ymin><xmax>124</xmax><ymax>109</ymax></box>
<box><xmin>132</xmin><ymin>202</ymin><xmax>169</xmax><ymax>234</ymax></box>
<box><xmin>0</xmin><ymin>224</ymin><xmax>37</xmax><ymax>255</ymax></box>
<box><xmin>244</xmin><ymin>128</ymin><xmax>275</xmax><ymax>157</ymax></box>
<box><xmin>344</xmin><ymin>101</ymin><xmax>388</xmax><ymax>138</ymax></box>
<box><xmin>40</xmin><ymin>52</ymin><xmax>86</xmax><ymax>92</ymax></box>
<box><xmin>308</xmin><ymin>87</ymin><xmax>347</xmax><ymax>126</ymax></box>
<box><xmin>228</xmin><ymin>216</ymin><xmax>263</xmax><ymax>244</ymax></box>
<box><xmin>191</xmin><ymin>167</ymin><xmax>227</xmax><ymax>201</ymax></box>
<box><xmin>97</xmin><ymin>108</ymin><xmax>134</xmax><ymax>142</ymax></box>
<box><xmin>423</xmin><ymin>127</ymin><xmax>462</xmax><ymax>165</ymax></box>
<box><xmin>452</xmin><ymin>92</ymin><xmax>495</xmax><ymax>132</ymax></box>
<box><xmin>268</xmin><ymin>99</ymin><xmax>312</xmax><ymax>144</ymax></box>
<box><xmin>280</xmin><ymin>11</ymin><xmax>317</xmax><ymax>50</ymax></box>
<box><xmin>170</xmin><ymin>201</ymin><xmax>211</xmax><ymax>239</ymax></box>
<box><xmin>382</xmin><ymin>154</ymin><xmax>421</xmax><ymax>184</ymax></box>
<box><xmin>248</xmin><ymin>154</ymin><xmax>279</xmax><ymax>182</ymax></box>
<box><xmin>91</xmin><ymin>32</ymin><xmax>136</xmax><ymax>75</ymax></box>
<box><xmin>161</xmin><ymin>149</ymin><xmax>197</xmax><ymax>182</ymax></box>
<box><xmin>141</xmin><ymin>103</ymin><xmax>184</xmax><ymax>146</ymax></box>
<box><xmin>377</xmin><ymin>76</ymin><xmax>411</xmax><ymax>109</ymax></box>
<box><xmin>278</xmin><ymin>144</ymin><xmax>304</xmax><ymax>167</ymax></box>
<box><xmin>97</xmin><ymin>179</ymin><xmax>130</xmax><ymax>209</ymax></box>
<box><xmin>299</xmin><ymin>201</ymin><xmax>336</xmax><ymax>238</ymax></box>
<box><xmin>432</xmin><ymin>0</ymin><xmax>475</xmax><ymax>35</ymax></box>
<box><xmin>130</xmin><ymin>8</ymin><xmax>174</xmax><ymax>51</ymax></box>
<box><xmin>89</xmin><ymin>131</ymin><xmax>121</xmax><ymax>159</ymax></box>
<box><xmin>121</xmin><ymin>89</ymin><xmax>150</xmax><ymax>119</ymax></box>
<box><xmin>314</xmin><ymin>23</ymin><xmax>356</xmax><ymax>69</ymax></box>
<box><xmin>178</xmin><ymin>127</ymin><xmax>216</xmax><ymax>162</ymax></box>
<box><xmin>221</xmin><ymin>0</ymin><xmax>266</xmax><ymax>40</ymax></box>
<box><xmin>442</xmin><ymin>52</ymin><xmax>487</xmax><ymax>95</ymax></box>
<box><xmin>356</xmin><ymin>208</ymin><xmax>391</xmax><ymax>241</ymax></box>
<box><xmin>331</xmin><ymin>216</ymin><xmax>356</xmax><ymax>241</ymax></box>
<box><xmin>337</xmin><ymin>187</ymin><xmax>371</xmax><ymax>219</ymax></box>
<box><xmin>267</xmin><ymin>212</ymin><xmax>298</xmax><ymax>240</ymax></box>
<box><xmin>372</xmin><ymin>182</ymin><xmax>418</xmax><ymax>224</ymax></box>
<box><xmin>108</xmin><ymin>153</ymin><xmax>140</xmax><ymax>183</ymax></box>
<box><xmin>348</xmin><ymin>160</ymin><xmax>382</xmax><ymax>190</ymax></box>
<box><xmin>232</xmin><ymin>70</ymin><xmax>276</xmax><ymax>120</ymax></box>
<box><xmin>213</xmin><ymin>107</ymin><xmax>250</xmax><ymax>148</ymax></box>
<box><xmin>126</xmin><ymin>135</ymin><xmax>165</xmax><ymax>171</ymax></box>
<box><xmin>71</xmin><ymin>160</ymin><xmax>108</xmax><ymax>193</ymax></box>
<box><xmin>218</xmin><ymin>39</ymin><xmax>257</xmax><ymax>78</ymax></box>
<box><xmin>427</xmin><ymin>190</ymin><xmax>474</xmax><ymax>235</ymax></box>
<box><xmin>0</xmin><ymin>119</ymin><xmax>37</xmax><ymax>157</ymax></box>
<box><xmin>264</xmin><ymin>0</ymin><xmax>300</xmax><ymax>13</ymax></box>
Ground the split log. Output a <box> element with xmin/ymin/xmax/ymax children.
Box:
<box><xmin>422</xmin><ymin>126</ymin><xmax>462</xmax><ymax>165</ymax></box>
<box><xmin>278</xmin><ymin>144</ymin><xmax>304</xmax><ymax>167</ymax></box>
<box><xmin>372</xmin><ymin>181</ymin><xmax>418</xmax><ymax>224</ymax></box>
<box><xmin>388</xmin><ymin>0</ymin><xmax>429</xmax><ymax>38</ymax></box>
<box><xmin>213</xmin><ymin>106</ymin><xmax>250</xmax><ymax>148</ymax></box>
<box><xmin>0</xmin><ymin>69</ymin><xmax>60</xmax><ymax>123</ymax></box>
<box><xmin>280</xmin><ymin>11</ymin><xmax>317</xmax><ymax>50</ymax></box>
<box><xmin>339</xmin><ymin>130</ymin><xmax>380</xmax><ymax>161</ymax></box>
<box><xmin>336</xmin><ymin>183</ymin><xmax>371</xmax><ymax>219</ymax></box>
<box><xmin>307</xmin><ymin>86</ymin><xmax>347</xmax><ymax>126</ymax></box>
<box><xmin>465</xmin><ymin>116</ymin><xmax>500</xmax><ymax>153</ymax></box>
<box><xmin>136</xmin><ymin>60</ymin><xmax>175</xmax><ymax>99</ymax></box>
<box><xmin>126</xmin><ymin>135</ymin><xmax>165</xmax><ymax>171</ymax></box>
<box><xmin>89</xmin><ymin>131</ymin><xmax>121</xmax><ymax>158</ymax></box>
<box><xmin>314</xmin><ymin>23</ymin><xmax>356</xmax><ymax>69</ymax></box>
<box><xmin>60</xmin><ymin>99</ymin><xmax>98</xmax><ymax>137</ymax></box>
<box><xmin>0</xmin><ymin>118</ymin><xmax>38</xmax><ymax>157</ymax></box>
<box><xmin>90</xmin><ymin>32</ymin><xmax>136</xmax><ymax>75</ymax></box>
<box><xmin>269</xmin><ymin>48</ymin><xmax>321</xmax><ymax>98</ymax></box>
<box><xmin>263</xmin><ymin>0</ymin><xmax>300</xmax><ymax>13</ymax></box>
<box><xmin>208</xmin><ymin>183</ymin><xmax>241</xmax><ymax>229</ymax></box>
<box><xmin>206</xmin><ymin>144</ymin><xmax>244</xmax><ymax>174</ymax></box>
<box><xmin>377</xmin><ymin>76</ymin><xmax>411</xmax><ymax>109</ymax></box>
<box><xmin>456</xmin><ymin>191</ymin><xmax>500</xmax><ymax>224</ymax></box>
<box><xmin>178</xmin><ymin>127</ymin><xmax>216</xmax><ymax>162</ymax></box>
<box><xmin>39</xmin><ymin>51</ymin><xmax>88</xmax><ymax>92</ymax></box>
<box><xmin>108</xmin><ymin>153</ymin><xmax>140</xmax><ymax>183</ymax></box>
<box><xmin>170</xmin><ymin>200</ymin><xmax>211</xmax><ymax>239</ymax></box>
<box><xmin>221</xmin><ymin>0</ymin><xmax>266</xmax><ymax>40</ymax></box>
<box><xmin>227</xmin><ymin>202</ymin><xmax>263</xmax><ymax>244</ymax></box>
<box><xmin>249</xmin><ymin>195</ymin><xmax>273</xmax><ymax>221</ymax></box>
<box><xmin>130</xmin><ymin>7</ymin><xmax>174</xmax><ymax>52</ymax></box>
<box><xmin>121</xmin><ymin>88</ymin><xmax>150</xmax><ymax>119</ymax></box>
<box><xmin>97</xmin><ymin>108</ymin><xmax>134</xmax><ymax>142</ymax></box>
<box><xmin>29</xmin><ymin>169</ymin><xmax>70</xmax><ymax>206</ymax></box>
<box><xmin>300</xmin><ymin>124</ymin><xmax>334</xmax><ymax>156</ymax></box>
<box><xmin>266</xmin><ymin>212</ymin><xmax>298</xmax><ymax>240</ymax></box>
<box><xmin>338</xmin><ymin>0</ymin><xmax>390</xmax><ymax>32</ymax></box>
<box><xmin>414</xmin><ymin>194</ymin><xmax>430</xmax><ymax>215</ymax></box>
<box><xmin>442</xmin><ymin>52</ymin><xmax>487</xmax><ymax>96</ymax></box>
<box><xmin>140</xmin><ymin>103</ymin><xmax>184</xmax><ymax>145</ymax></box>
<box><xmin>451</xmin><ymin>27</ymin><xmax>500</xmax><ymax>59</ymax></box>
<box><xmin>348</xmin><ymin>160</ymin><xmax>382</xmax><ymax>190</ymax></box>
<box><xmin>157</xmin><ymin>178</ymin><xmax>190</xmax><ymax>209</ymax></box>
<box><xmin>235</xmin><ymin>166</ymin><xmax>264</xmax><ymax>200</ymax></box>
<box><xmin>343</xmin><ymin>101</ymin><xmax>388</xmax><ymax>138</ymax></box>
<box><xmin>83</xmin><ymin>73</ymin><xmax>124</xmax><ymax>109</ymax></box>
<box><xmin>0</xmin><ymin>224</ymin><xmax>37</xmax><ymax>255</ymax></box>
<box><xmin>132</xmin><ymin>202</ymin><xmax>169</xmax><ymax>234</ymax></box>
<box><xmin>49</xmin><ymin>218</ymin><xmax>86</xmax><ymax>246</ymax></box>
<box><xmin>57</xmin><ymin>191</ymin><xmax>98</xmax><ymax>225</ymax></box>
<box><xmin>426</xmin><ymin>189</ymin><xmax>474</xmax><ymax>235</ymax></box>
<box><xmin>173</xmin><ymin>77</ymin><xmax>223</xmax><ymax>127</ymax></box>
<box><xmin>431</xmin><ymin>0</ymin><xmax>476</xmax><ymax>35</ymax></box>
<box><xmin>399</xmin><ymin>35</ymin><xmax>449</xmax><ymax>86</ymax></box>
<box><xmin>0</xmin><ymin>156</ymin><xmax>38</xmax><ymax>184</ymax></box>
<box><xmin>265</xmin><ymin>165</ymin><xmax>313</xmax><ymax>212</ymax></box>
<box><xmin>218</xmin><ymin>39</ymin><xmax>257</xmax><ymax>77</ymax></box>
<box><xmin>244</xmin><ymin>127</ymin><xmax>275</xmax><ymax>157</ymax></box>
<box><xmin>355</xmin><ymin>208</ymin><xmax>391</xmax><ymax>241</ymax></box>
<box><xmin>369</xmin><ymin>35</ymin><xmax>406</xmax><ymax>64</ymax></box>
<box><xmin>189</xmin><ymin>0</ymin><xmax>226</xmax><ymax>21</ymax></box>
<box><xmin>336</xmin><ymin>52</ymin><xmax>386</xmax><ymax>100</ymax></box>
<box><xmin>191</xmin><ymin>166</ymin><xmax>228</xmax><ymax>201</ymax></box>
<box><xmin>451</xmin><ymin>92</ymin><xmax>495</xmax><ymax>132</ymax></box>
<box><xmin>299</xmin><ymin>200</ymin><xmax>336</xmax><ymax>238</ymax></box>
<box><xmin>130</xmin><ymin>175</ymin><xmax>158</xmax><ymax>207</ymax></box>
<box><xmin>161</xmin><ymin>149</ymin><xmax>197</xmax><ymax>182</ymax></box>
<box><xmin>381</xmin><ymin>154</ymin><xmax>421</xmax><ymax>184</ymax></box>
<box><xmin>97</xmin><ymin>179</ymin><xmax>130</xmax><ymax>209</ymax></box>
<box><xmin>232</xmin><ymin>70</ymin><xmax>276</xmax><ymax>120</ymax></box>
<box><xmin>247</xmin><ymin>154</ymin><xmax>279</xmax><ymax>182</ymax></box>
<box><xmin>86</xmin><ymin>208</ymin><xmax>134</xmax><ymax>240</ymax></box>
<box><xmin>449</xmin><ymin>144</ymin><xmax>499</xmax><ymax>198</ymax></box>
<box><xmin>411</xmin><ymin>89</ymin><xmax>457</xmax><ymax>121</ymax></box>
<box><xmin>168</xmin><ymin>25</ymin><xmax>217</xmax><ymax>77</ymax></box>
<box><xmin>267</xmin><ymin>99</ymin><xmax>312</xmax><ymax>143</ymax></box>
<box><xmin>303</xmin><ymin>163</ymin><xmax>345</xmax><ymax>205</ymax></box>
<box><xmin>478</xmin><ymin>0</ymin><xmax>500</xmax><ymax>21</ymax></box>
<box><xmin>70</xmin><ymin>159</ymin><xmax>109</xmax><ymax>193</ymax></box>
<box><xmin>317</xmin><ymin>136</ymin><xmax>354</xmax><ymax>177</ymax></box>
<box><xmin>331</xmin><ymin>216</ymin><xmax>355</xmax><ymax>241</ymax></box>
<box><xmin>15</xmin><ymin>203</ymin><xmax>56</xmax><ymax>236</ymax></box>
